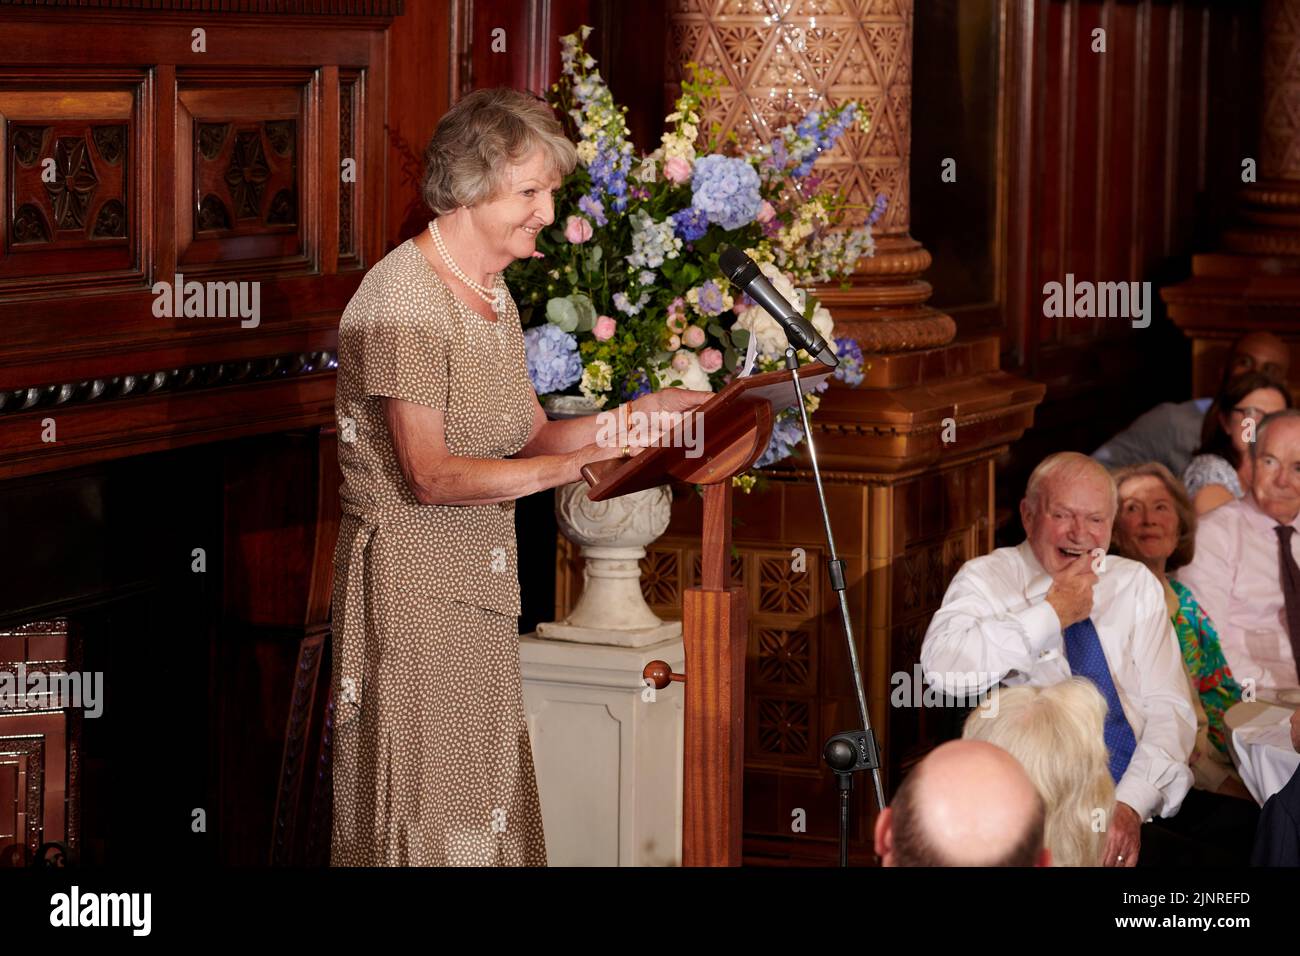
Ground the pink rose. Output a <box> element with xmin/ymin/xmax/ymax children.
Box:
<box><xmin>699</xmin><ymin>348</ymin><xmax>723</xmax><ymax>373</ymax></box>
<box><xmin>666</xmin><ymin>314</ymin><xmax>687</xmax><ymax>335</ymax></box>
<box><xmin>756</xmin><ymin>200</ymin><xmax>776</xmax><ymax>224</ymax></box>
<box><xmin>683</xmin><ymin>325</ymin><xmax>706</xmax><ymax>348</ymax></box>
<box><xmin>732</xmin><ymin>300</ymin><xmax>750</xmax><ymax>315</ymax></box>
<box><xmin>664</xmin><ymin>156</ymin><xmax>692</xmax><ymax>184</ymax></box>
<box><xmin>564</xmin><ymin>215</ymin><xmax>593</xmax><ymax>244</ymax></box>
<box><xmin>666</xmin><ymin>333</ymin><xmax>681</xmax><ymax>350</ymax></box>
<box><xmin>671</xmin><ymin>350</ymin><xmax>691</xmax><ymax>372</ymax></box>
<box><xmin>593</xmin><ymin>315</ymin><xmax>617</xmax><ymax>341</ymax></box>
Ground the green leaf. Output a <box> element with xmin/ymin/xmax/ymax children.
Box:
<box><xmin>731</xmin><ymin>328</ymin><xmax>750</xmax><ymax>349</ymax></box>
<box><xmin>724</xmin><ymin>347</ymin><xmax>739</xmax><ymax>372</ymax></box>
<box><xmin>586</xmin><ymin>245</ymin><xmax>603</xmax><ymax>270</ymax></box>
<box><xmin>707</xmin><ymin>322</ymin><xmax>727</xmax><ymax>340</ymax></box>
<box><xmin>546</xmin><ymin>296</ymin><xmax>579</xmax><ymax>332</ymax></box>
<box><xmin>569</xmin><ymin>293</ymin><xmax>597</xmax><ymax>332</ymax></box>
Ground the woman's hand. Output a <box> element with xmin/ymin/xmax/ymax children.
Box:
<box><xmin>569</xmin><ymin>437</ymin><xmax>646</xmax><ymax>481</ymax></box>
<box><xmin>636</xmin><ymin>387</ymin><xmax>712</xmax><ymax>417</ymax></box>
<box><xmin>620</xmin><ymin>387</ymin><xmax>712</xmax><ymax>450</ymax></box>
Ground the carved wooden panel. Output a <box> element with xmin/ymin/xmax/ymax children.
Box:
<box><xmin>0</xmin><ymin>79</ymin><xmax>142</xmax><ymax>290</ymax></box>
<box><xmin>176</xmin><ymin>77</ymin><xmax>313</xmax><ymax>272</ymax></box>
<box><xmin>0</xmin><ymin>618</ymin><xmax>74</xmax><ymax>865</ymax></box>
<box><xmin>338</xmin><ymin>70</ymin><xmax>360</xmax><ymax>266</ymax></box>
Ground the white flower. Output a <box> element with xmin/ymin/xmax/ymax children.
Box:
<box><xmin>731</xmin><ymin>308</ymin><xmax>788</xmax><ymax>362</ymax></box>
<box><xmin>651</xmin><ymin>350</ymin><xmax>714</xmax><ymax>392</ymax></box>
<box><xmin>758</xmin><ymin>262</ymin><xmax>806</xmax><ymax>315</ymax></box>
<box><xmin>579</xmin><ymin>360</ymin><xmax>613</xmax><ymax>407</ymax></box>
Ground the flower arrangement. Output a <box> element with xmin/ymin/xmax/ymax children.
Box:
<box><xmin>506</xmin><ymin>26</ymin><xmax>884</xmax><ymax>479</ymax></box>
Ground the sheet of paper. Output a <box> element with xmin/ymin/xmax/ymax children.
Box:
<box><xmin>736</xmin><ymin>328</ymin><xmax>759</xmax><ymax>378</ymax></box>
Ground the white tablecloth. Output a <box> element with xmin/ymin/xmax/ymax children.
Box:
<box><xmin>1226</xmin><ymin>700</ymin><xmax>1300</xmax><ymax>805</ymax></box>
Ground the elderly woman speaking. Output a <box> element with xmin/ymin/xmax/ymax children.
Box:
<box><xmin>330</xmin><ymin>87</ymin><xmax>707</xmax><ymax>866</ymax></box>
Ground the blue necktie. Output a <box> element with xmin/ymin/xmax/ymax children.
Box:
<box><xmin>1063</xmin><ymin>618</ymin><xmax>1137</xmax><ymax>783</ymax></box>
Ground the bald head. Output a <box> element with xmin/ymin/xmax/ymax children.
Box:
<box><xmin>1227</xmin><ymin>332</ymin><xmax>1290</xmax><ymax>386</ymax></box>
<box><xmin>875</xmin><ymin>739</ymin><xmax>1048</xmax><ymax>867</ymax></box>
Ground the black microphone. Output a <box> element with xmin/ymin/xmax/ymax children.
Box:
<box><xmin>718</xmin><ymin>245</ymin><xmax>838</xmax><ymax>368</ymax></box>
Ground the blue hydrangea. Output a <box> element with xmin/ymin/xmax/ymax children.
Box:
<box><xmin>755</xmin><ymin>410</ymin><xmax>806</xmax><ymax>468</ymax></box>
<box><xmin>671</xmin><ymin>205</ymin><xmax>709</xmax><ymax>241</ymax></box>
<box><xmin>690</xmin><ymin>155</ymin><xmax>762</xmax><ymax>231</ymax></box>
<box><xmin>523</xmin><ymin>323</ymin><xmax>583</xmax><ymax>394</ymax></box>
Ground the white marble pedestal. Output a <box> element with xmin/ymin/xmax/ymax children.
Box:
<box><xmin>518</xmin><ymin>631</ymin><xmax>685</xmax><ymax>866</ymax></box>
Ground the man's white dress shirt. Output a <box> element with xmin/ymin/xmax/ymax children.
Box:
<box><xmin>1174</xmin><ymin>494</ymin><xmax>1300</xmax><ymax>691</ymax></box>
<box><xmin>921</xmin><ymin>540</ymin><xmax>1195</xmax><ymax>822</ymax></box>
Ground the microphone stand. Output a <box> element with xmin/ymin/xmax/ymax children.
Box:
<box><xmin>783</xmin><ymin>344</ymin><xmax>886</xmax><ymax>866</ymax></box>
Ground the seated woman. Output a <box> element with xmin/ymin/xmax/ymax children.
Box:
<box><xmin>1111</xmin><ymin>462</ymin><xmax>1252</xmax><ymax>801</ymax></box>
<box><xmin>1182</xmin><ymin>371</ymin><xmax>1291</xmax><ymax>515</ymax></box>
<box><xmin>962</xmin><ymin>680</ymin><xmax>1114</xmax><ymax>867</ymax></box>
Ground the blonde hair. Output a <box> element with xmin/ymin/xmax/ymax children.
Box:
<box><xmin>421</xmin><ymin>87</ymin><xmax>577</xmax><ymax>215</ymax></box>
<box><xmin>1024</xmin><ymin>451</ymin><xmax>1118</xmax><ymax>517</ymax></box>
<box><xmin>962</xmin><ymin>680</ymin><xmax>1115</xmax><ymax>866</ymax></box>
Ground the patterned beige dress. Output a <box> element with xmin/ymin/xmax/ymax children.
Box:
<box><xmin>330</xmin><ymin>237</ymin><xmax>546</xmax><ymax>866</ymax></box>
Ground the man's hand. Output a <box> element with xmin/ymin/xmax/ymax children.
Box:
<box><xmin>1045</xmin><ymin>552</ymin><xmax>1099</xmax><ymax>629</ymax></box>
<box><xmin>1103</xmin><ymin>801</ymin><xmax>1141</xmax><ymax>867</ymax></box>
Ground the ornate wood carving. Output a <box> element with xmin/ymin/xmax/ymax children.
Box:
<box><xmin>0</xmin><ymin>351</ymin><xmax>336</xmax><ymax>417</ymax></box>
<box><xmin>199</xmin><ymin>121</ymin><xmax>296</xmax><ymax>229</ymax></box>
<box><xmin>667</xmin><ymin>0</ymin><xmax>953</xmax><ymax>352</ymax></box>
<box><xmin>339</xmin><ymin>74</ymin><xmax>357</xmax><ymax>259</ymax></box>
<box><xmin>7</xmin><ymin>119</ymin><xmax>129</xmax><ymax>250</ymax></box>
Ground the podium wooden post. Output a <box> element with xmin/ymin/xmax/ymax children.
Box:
<box><xmin>581</xmin><ymin>365</ymin><xmax>834</xmax><ymax>866</ymax></box>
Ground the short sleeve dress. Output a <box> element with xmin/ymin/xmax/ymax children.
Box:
<box><xmin>329</xmin><ymin>238</ymin><xmax>546</xmax><ymax>866</ymax></box>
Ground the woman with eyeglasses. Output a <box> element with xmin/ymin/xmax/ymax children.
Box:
<box><xmin>1182</xmin><ymin>371</ymin><xmax>1293</xmax><ymax>515</ymax></box>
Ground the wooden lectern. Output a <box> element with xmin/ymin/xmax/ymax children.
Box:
<box><xmin>580</xmin><ymin>364</ymin><xmax>835</xmax><ymax>866</ymax></box>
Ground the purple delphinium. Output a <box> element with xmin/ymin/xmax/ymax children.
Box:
<box><xmin>579</xmin><ymin>194</ymin><xmax>608</xmax><ymax>227</ymax></box>
<box><xmin>622</xmin><ymin>368</ymin><xmax>652</xmax><ymax>401</ymax></box>
<box><xmin>832</xmin><ymin>336</ymin><xmax>864</xmax><ymax>388</ymax></box>
<box><xmin>671</xmin><ymin>205</ymin><xmax>710</xmax><ymax>242</ymax></box>
<box><xmin>867</xmin><ymin>192</ymin><xmax>888</xmax><ymax>227</ymax></box>
<box><xmin>523</xmin><ymin>323</ymin><xmax>583</xmax><ymax>394</ymax></box>
<box><xmin>588</xmin><ymin>145</ymin><xmax>632</xmax><ymax>212</ymax></box>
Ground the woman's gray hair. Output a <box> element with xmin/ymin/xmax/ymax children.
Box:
<box><xmin>962</xmin><ymin>680</ymin><xmax>1115</xmax><ymax>867</ymax></box>
<box><xmin>421</xmin><ymin>87</ymin><xmax>577</xmax><ymax>215</ymax></box>
<box><xmin>1111</xmin><ymin>461</ymin><xmax>1197</xmax><ymax>571</ymax></box>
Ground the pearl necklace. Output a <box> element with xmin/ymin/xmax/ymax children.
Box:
<box><xmin>428</xmin><ymin>219</ymin><xmax>509</xmax><ymax>317</ymax></box>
